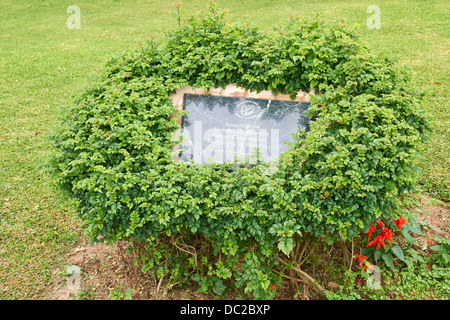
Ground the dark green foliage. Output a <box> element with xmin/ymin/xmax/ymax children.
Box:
<box><xmin>48</xmin><ymin>3</ymin><xmax>428</xmax><ymax>298</ymax></box>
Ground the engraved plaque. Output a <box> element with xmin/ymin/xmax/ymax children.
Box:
<box><xmin>179</xmin><ymin>94</ymin><xmax>311</xmax><ymax>164</ymax></box>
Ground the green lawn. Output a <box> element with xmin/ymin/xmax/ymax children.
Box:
<box><xmin>0</xmin><ymin>0</ymin><xmax>448</xmax><ymax>299</ymax></box>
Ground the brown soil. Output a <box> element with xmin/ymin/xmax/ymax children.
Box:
<box><xmin>414</xmin><ymin>194</ymin><xmax>449</xmax><ymax>248</ymax></box>
<box><xmin>43</xmin><ymin>193</ymin><xmax>449</xmax><ymax>300</ymax></box>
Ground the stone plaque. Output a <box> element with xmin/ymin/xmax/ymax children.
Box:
<box><xmin>179</xmin><ymin>94</ymin><xmax>311</xmax><ymax>164</ymax></box>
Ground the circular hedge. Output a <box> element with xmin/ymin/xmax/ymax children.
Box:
<box><xmin>49</xmin><ymin>4</ymin><xmax>428</xmax><ymax>297</ymax></box>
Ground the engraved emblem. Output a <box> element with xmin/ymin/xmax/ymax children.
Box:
<box><xmin>235</xmin><ymin>101</ymin><xmax>262</xmax><ymax>119</ymax></box>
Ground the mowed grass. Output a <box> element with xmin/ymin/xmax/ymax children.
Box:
<box><xmin>0</xmin><ymin>0</ymin><xmax>448</xmax><ymax>299</ymax></box>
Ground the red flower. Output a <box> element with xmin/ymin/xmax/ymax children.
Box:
<box><xmin>393</xmin><ymin>216</ymin><xmax>408</xmax><ymax>230</ymax></box>
<box><xmin>367</xmin><ymin>227</ymin><xmax>394</xmax><ymax>249</ymax></box>
<box><xmin>354</xmin><ymin>255</ymin><xmax>373</xmax><ymax>272</ymax></box>
<box><xmin>354</xmin><ymin>254</ymin><xmax>368</xmax><ymax>267</ymax></box>
<box><xmin>367</xmin><ymin>235</ymin><xmax>379</xmax><ymax>248</ymax></box>
<box><xmin>367</xmin><ymin>222</ymin><xmax>378</xmax><ymax>242</ymax></box>
<box><xmin>270</xmin><ymin>282</ymin><xmax>276</xmax><ymax>291</ymax></box>
<box><xmin>383</xmin><ymin>228</ymin><xmax>394</xmax><ymax>246</ymax></box>
<box><xmin>363</xmin><ymin>261</ymin><xmax>374</xmax><ymax>272</ymax></box>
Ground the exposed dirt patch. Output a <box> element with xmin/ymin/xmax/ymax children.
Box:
<box><xmin>45</xmin><ymin>239</ymin><xmax>302</xmax><ymax>300</ymax></box>
<box><xmin>414</xmin><ymin>194</ymin><xmax>449</xmax><ymax>248</ymax></box>
<box><xmin>46</xmin><ymin>241</ymin><xmax>156</xmax><ymax>300</ymax></box>
<box><xmin>44</xmin><ymin>193</ymin><xmax>449</xmax><ymax>300</ymax></box>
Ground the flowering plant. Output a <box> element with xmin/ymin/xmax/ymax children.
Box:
<box><xmin>48</xmin><ymin>1</ymin><xmax>428</xmax><ymax>299</ymax></box>
<box><xmin>358</xmin><ymin>216</ymin><xmax>412</xmax><ymax>271</ymax></box>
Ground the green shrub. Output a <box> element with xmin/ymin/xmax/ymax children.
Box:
<box><xmin>49</xmin><ymin>3</ymin><xmax>428</xmax><ymax>298</ymax></box>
